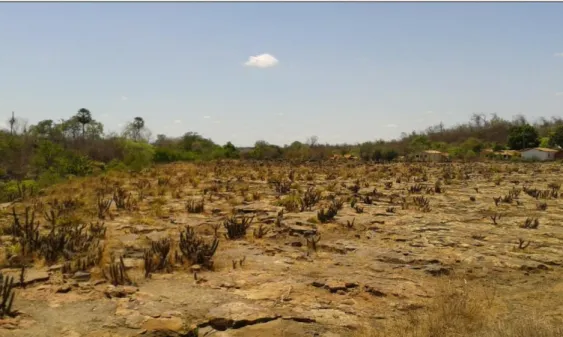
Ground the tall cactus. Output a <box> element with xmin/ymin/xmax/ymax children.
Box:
<box><xmin>0</xmin><ymin>272</ymin><xmax>16</xmax><ymax>317</ymax></box>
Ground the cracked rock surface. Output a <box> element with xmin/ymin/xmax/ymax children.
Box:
<box><xmin>2</xmin><ymin>162</ymin><xmax>563</xmax><ymax>336</ymax></box>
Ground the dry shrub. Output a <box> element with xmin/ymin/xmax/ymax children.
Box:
<box><xmin>357</xmin><ymin>277</ymin><xmax>562</xmax><ymax>337</ymax></box>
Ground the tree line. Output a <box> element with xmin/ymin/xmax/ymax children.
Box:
<box><xmin>1</xmin><ymin>110</ymin><xmax>562</xmax><ymax>201</ymax></box>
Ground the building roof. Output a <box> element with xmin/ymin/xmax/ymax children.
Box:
<box><xmin>522</xmin><ymin>147</ymin><xmax>560</xmax><ymax>153</ymax></box>
<box><xmin>499</xmin><ymin>150</ymin><xmax>520</xmax><ymax>156</ymax></box>
<box><xmin>423</xmin><ymin>150</ymin><xmax>446</xmax><ymax>155</ymax></box>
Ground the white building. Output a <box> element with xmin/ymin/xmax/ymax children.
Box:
<box><xmin>409</xmin><ymin>150</ymin><xmax>449</xmax><ymax>162</ymax></box>
<box><xmin>520</xmin><ymin>148</ymin><xmax>559</xmax><ymax>161</ymax></box>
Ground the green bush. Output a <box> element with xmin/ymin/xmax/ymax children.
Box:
<box><xmin>121</xmin><ymin>140</ymin><xmax>155</xmax><ymax>172</ymax></box>
<box><xmin>0</xmin><ymin>179</ymin><xmax>38</xmax><ymax>202</ymax></box>
<box><xmin>154</xmin><ymin>147</ymin><xmax>184</xmax><ymax>163</ymax></box>
<box><xmin>106</xmin><ymin>159</ymin><xmax>129</xmax><ymax>171</ymax></box>
<box><xmin>60</xmin><ymin>152</ymin><xmax>94</xmax><ymax>176</ymax></box>
<box><xmin>36</xmin><ymin>170</ymin><xmax>63</xmax><ymax>188</ymax></box>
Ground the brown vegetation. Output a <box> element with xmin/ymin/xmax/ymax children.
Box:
<box><xmin>0</xmin><ymin>160</ymin><xmax>562</xmax><ymax>336</ymax></box>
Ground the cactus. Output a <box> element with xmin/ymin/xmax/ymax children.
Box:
<box><xmin>107</xmin><ymin>256</ymin><xmax>131</xmax><ymax>286</ymax></box>
<box><xmin>317</xmin><ymin>206</ymin><xmax>338</xmax><ymax>223</ymax></box>
<box><xmin>253</xmin><ymin>224</ymin><xmax>270</xmax><ymax>239</ymax></box>
<box><xmin>151</xmin><ymin>237</ymin><xmax>171</xmax><ymax>271</ymax></box>
<box><xmin>185</xmin><ymin>198</ymin><xmax>205</xmax><ymax>213</ymax></box>
<box><xmin>89</xmin><ymin>221</ymin><xmax>107</xmax><ymax>238</ymax></box>
<box><xmin>521</xmin><ymin>217</ymin><xmax>540</xmax><ymax>229</ymax></box>
<box><xmin>306</xmin><ymin>234</ymin><xmax>321</xmax><ymax>252</ymax></box>
<box><xmin>0</xmin><ymin>272</ymin><xmax>16</xmax><ymax>317</ymax></box>
<box><xmin>96</xmin><ymin>192</ymin><xmax>112</xmax><ymax>220</ymax></box>
<box><xmin>179</xmin><ymin>226</ymin><xmax>219</xmax><ymax>269</ymax></box>
<box><xmin>112</xmin><ymin>186</ymin><xmax>130</xmax><ymax>209</ymax></box>
<box><xmin>144</xmin><ymin>249</ymin><xmax>156</xmax><ymax>278</ymax></box>
<box><xmin>11</xmin><ymin>206</ymin><xmax>41</xmax><ymax>256</ymax></box>
<box><xmin>299</xmin><ymin>187</ymin><xmax>321</xmax><ymax>211</ymax></box>
<box><xmin>223</xmin><ymin>216</ymin><xmax>253</xmax><ymax>240</ymax></box>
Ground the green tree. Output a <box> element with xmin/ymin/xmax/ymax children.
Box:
<box><xmin>61</xmin><ymin>117</ymin><xmax>82</xmax><ymax>139</ymax></box>
<box><xmin>539</xmin><ymin>137</ymin><xmax>550</xmax><ymax>148</ymax></box>
<box><xmin>461</xmin><ymin>137</ymin><xmax>484</xmax><ymax>153</ymax></box>
<box><xmin>550</xmin><ymin>125</ymin><xmax>563</xmax><ymax>148</ymax></box>
<box><xmin>251</xmin><ymin>140</ymin><xmax>282</xmax><ymax>160</ymax></box>
<box><xmin>76</xmin><ymin>108</ymin><xmax>92</xmax><ymax>138</ymax></box>
<box><xmin>381</xmin><ymin>148</ymin><xmax>398</xmax><ymax>161</ymax></box>
<box><xmin>491</xmin><ymin>143</ymin><xmax>505</xmax><ymax>152</ymax></box>
<box><xmin>29</xmin><ymin>120</ymin><xmax>55</xmax><ymax>138</ymax></box>
<box><xmin>359</xmin><ymin>142</ymin><xmax>375</xmax><ymax>161</ymax></box>
<box><xmin>284</xmin><ymin>141</ymin><xmax>309</xmax><ymax>161</ymax></box>
<box><xmin>223</xmin><ymin>142</ymin><xmax>239</xmax><ymax>159</ymax></box>
<box><xmin>507</xmin><ymin>124</ymin><xmax>539</xmax><ymax>150</ymax></box>
<box><xmin>85</xmin><ymin>120</ymin><xmax>104</xmax><ymax>139</ymax></box>
<box><xmin>409</xmin><ymin>135</ymin><xmax>431</xmax><ymax>152</ymax></box>
<box><xmin>124</xmin><ymin>117</ymin><xmax>150</xmax><ymax>142</ymax></box>
<box><xmin>31</xmin><ymin>140</ymin><xmax>65</xmax><ymax>172</ymax></box>
<box><xmin>120</xmin><ymin>139</ymin><xmax>155</xmax><ymax>171</ymax></box>
<box><xmin>131</xmin><ymin>117</ymin><xmax>145</xmax><ymax>141</ymax></box>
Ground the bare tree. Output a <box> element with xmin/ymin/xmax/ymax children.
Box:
<box><xmin>306</xmin><ymin>135</ymin><xmax>319</xmax><ymax>147</ymax></box>
<box><xmin>8</xmin><ymin>111</ymin><xmax>15</xmax><ymax>135</ymax></box>
<box><xmin>11</xmin><ymin>117</ymin><xmax>29</xmax><ymax>135</ymax></box>
<box><xmin>123</xmin><ymin>117</ymin><xmax>151</xmax><ymax>142</ymax></box>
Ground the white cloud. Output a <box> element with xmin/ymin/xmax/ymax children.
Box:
<box><xmin>425</xmin><ymin>110</ymin><xmax>435</xmax><ymax>115</ymax></box>
<box><xmin>173</xmin><ymin>119</ymin><xmax>182</xmax><ymax>124</ymax></box>
<box><xmin>386</xmin><ymin>123</ymin><xmax>398</xmax><ymax>128</ymax></box>
<box><xmin>213</xmin><ymin>120</ymin><xmax>222</xmax><ymax>124</ymax></box>
<box><xmin>121</xmin><ymin>96</ymin><xmax>128</xmax><ymax>101</ymax></box>
<box><xmin>244</xmin><ymin>53</ymin><xmax>279</xmax><ymax>68</ymax></box>
<box><xmin>203</xmin><ymin>115</ymin><xmax>211</xmax><ymax>119</ymax></box>
<box><xmin>276</xmin><ymin>112</ymin><xmax>284</xmax><ymax>116</ymax></box>
<box><xmin>556</xmin><ymin>92</ymin><xmax>563</xmax><ymax>96</ymax></box>
<box><xmin>554</xmin><ymin>52</ymin><xmax>563</xmax><ymax>57</ymax></box>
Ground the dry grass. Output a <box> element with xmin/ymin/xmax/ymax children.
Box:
<box><xmin>357</xmin><ymin>276</ymin><xmax>563</xmax><ymax>337</ymax></box>
<box><xmin>2</xmin><ymin>160</ymin><xmax>563</xmax><ymax>335</ymax></box>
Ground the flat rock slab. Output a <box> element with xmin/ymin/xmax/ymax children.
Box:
<box><xmin>207</xmin><ymin>302</ymin><xmax>279</xmax><ymax>330</ymax></box>
<box><xmin>287</xmin><ymin>224</ymin><xmax>317</xmax><ymax>236</ymax></box>
<box><xmin>199</xmin><ymin>318</ymin><xmax>328</xmax><ymax>337</ymax></box>
<box><xmin>141</xmin><ymin>317</ymin><xmax>184</xmax><ymax>332</ymax></box>
<box><xmin>235</xmin><ymin>281</ymin><xmax>290</xmax><ymax>301</ymax></box>
<box><xmin>2</xmin><ymin>268</ymin><xmax>50</xmax><ymax>286</ymax></box>
<box><xmin>305</xmin><ymin>309</ymin><xmax>361</xmax><ymax>329</ymax></box>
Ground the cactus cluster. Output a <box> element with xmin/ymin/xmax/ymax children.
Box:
<box><xmin>223</xmin><ymin>216</ymin><xmax>253</xmax><ymax>240</ymax></box>
<box><xmin>179</xmin><ymin>226</ymin><xmax>219</xmax><ymax>269</ymax></box>
<box><xmin>185</xmin><ymin>198</ymin><xmax>205</xmax><ymax>213</ymax></box>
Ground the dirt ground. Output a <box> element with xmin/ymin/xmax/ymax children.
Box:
<box><xmin>1</xmin><ymin>161</ymin><xmax>562</xmax><ymax>337</ymax></box>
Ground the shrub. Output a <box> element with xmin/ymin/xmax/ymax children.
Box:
<box><xmin>120</xmin><ymin>140</ymin><xmax>155</xmax><ymax>172</ymax></box>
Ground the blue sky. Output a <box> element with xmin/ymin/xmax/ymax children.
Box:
<box><xmin>1</xmin><ymin>2</ymin><xmax>562</xmax><ymax>146</ymax></box>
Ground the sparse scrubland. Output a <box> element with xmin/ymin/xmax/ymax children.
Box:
<box><xmin>0</xmin><ymin>110</ymin><xmax>563</xmax><ymax>336</ymax></box>
<box><xmin>1</xmin><ymin>159</ymin><xmax>563</xmax><ymax>337</ymax></box>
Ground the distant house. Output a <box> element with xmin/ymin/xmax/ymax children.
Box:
<box><xmin>409</xmin><ymin>150</ymin><xmax>449</xmax><ymax>162</ymax></box>
<box><xmin>330</xmin><ymin>154</ymin><xmax>343</xmax><ymax>160</ymax></box>
<box><xmin>480</xmin><ymin>149</ymin><xmax>495</xmax><ymax>158</ymax></box>
<box><xmin>343</xmin><ymin>154</ymin><xmax>358</xmax><ymax>160</ymax></box>
<box><xmin>481</xmin><ymin>149</ymin><xmax>519</xmax><ymax>160</ymax></box>
<box><xmin>498</xmin><ymin>150</ymin><xmax>521</xmax><ymax>160</ymax></box>
<box><xmin>331</xmin><ymin>154</ymin><xmax>358</xmax><ymax>161</ymax></box>
<box><xmin>520</xmin><ymin>148</ymin><xmax>560</xmax><ymax>161</ymax></box>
